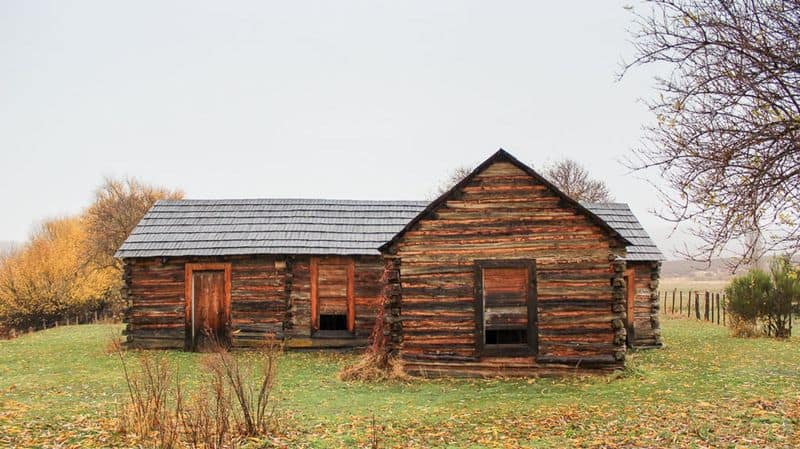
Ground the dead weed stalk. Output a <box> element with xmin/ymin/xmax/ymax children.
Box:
<box><xmin>112</xmin><ymin>333</ymin><xmax>281</xmax><ymax>448</ymax></box>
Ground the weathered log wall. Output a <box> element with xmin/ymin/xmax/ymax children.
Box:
<box><xmin>383</xmin><ymin>257</ymin><xmax>403</xmax><ymax>356</ymax></box>
<box><xmin>123</xmin><ymin>254</ymin><xmax>383</xmax><ymax>350</ymax></box>
<box><xmin>629</xmin><ymin>261</ymin><xmax>662</xmax><ymax>348</ymax></box>
<box><xmin>123</xmin><ymin>256</ymin><xmax>286</xmax><ymax>349</ymax></box>
<box><xmin>122</xmin><ymin>258</ymin><xmax>186</xmax><ymax>349</ymax></box>
<box><xmin>385</xmin><ymin>160</ymin><xmax>628</xmax><ymax>376</ymax></box>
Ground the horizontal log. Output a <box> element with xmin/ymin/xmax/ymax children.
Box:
<box><xmin>126</xmin><ymin>338</ymin><xmax>184</xmax><ymax>350</ymax></box>
<box><xmin>128</xmin><ymin>315</ymin><xmax>183</xmax><ymax>325</ymax></box>
<box><xmin>534</xmin><ymin>355</ymin><xmax>619</xmax><ymax>367</ymax></box>
<box><xmin>127</xmin><ymin>328</ymin><xmax>185</xmax><ymax>339</ymax></box>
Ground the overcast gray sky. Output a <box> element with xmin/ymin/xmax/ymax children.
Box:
<box><xmin>0</xmin><ymin>1</ymin><xmax>694</xmax><ymax>258</ymax></box>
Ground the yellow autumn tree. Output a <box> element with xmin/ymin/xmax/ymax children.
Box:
<box><xmin>0</xmin><ymin>177</ymin><xmax>183</xmax><ymax>332</ymax></box>
<box><xmin>0</xmin><ymin>217</ymin><xmax>118</xmax><ymax>329</ymax></box>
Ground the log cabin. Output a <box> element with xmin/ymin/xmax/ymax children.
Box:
<box><xmin>378</xmin><ymin>150</ymin><xmax>663</xmax><ymax>376</ymax></box>
<box><xmin>115</xmin><ymin>199</ymin><xmax>427</xmax><ymax>350</ymax></box>
<box><xmin>116</xmin><ymin>149</ymin><xmax>663</xmax><ymax>376</ymax></box>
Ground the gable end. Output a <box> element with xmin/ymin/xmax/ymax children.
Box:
<box><xmin>379</xmin><ymin>149</ymin><xmax>631</xmax><ymax>253</ymax></box>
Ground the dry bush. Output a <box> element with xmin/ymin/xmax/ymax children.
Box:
<box><xmin>116</xmin><ymin>350</ymin><xmax>180</xmax><ymax>449</ymax></box>
<box><xmin>728</xmin><ymin>315</ymin><xmax>760</xmax><ymax>338</ymax></box>
<box><xmin>114</xmin><ymin>336</ymin><xmax>281</xmax><ymax>448</ymax></box>
<box><xmin>339</xmin><ymin>299</ymin><xmax>409</xmax><ymax>382</ymax></box>
<box><xmin>201</xmin><ymin>338</ymin><xmax>281</xmax><ymax>436</ymax></box>
<box><xmin>339</xmin><ymin>351</ymin><xmax>408</xmax><ymax>382</ymax></box>
<box><xmin>178</xmin><ymin>370</ymin><xmax>233</xmax><ymax>449</ymax></box>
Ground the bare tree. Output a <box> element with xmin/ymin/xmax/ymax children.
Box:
<box><xmin>432</xmin><ymin>159</ymin><xmax>613</xmax><ymax>203</ymax></box>
<box><xmin>430</xmin><ymin>165</ymin><xmax>473</xmax><ymax>199</ymax></box>
<box><xmin>621</xmin><ymin>0</ymin><xmax>800</xmax><ymax>269</ymax></box>
<box><xmin>541</xmin><ymin>158</ymin><xmax>614</xmax><ymax>203</ymax></box>
<box><xmin>84</xmin><ymin>177</ymin><xmax>183</xmax><ymax>269</ymax></box>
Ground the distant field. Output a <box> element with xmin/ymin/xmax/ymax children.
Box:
<box><xmin>659</xmin><ymin>277</ymin><xmax>730</xmax><ymax>293</ymax></box>
<box><xmin>1</xmin><ymin>320</ymin><xmax>798</xmax><ymax>448</ymax></box>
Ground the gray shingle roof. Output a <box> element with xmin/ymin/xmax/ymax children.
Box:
<box><xmin>115</xmin><ymin>199</ymin><xmax>429</xmax><ymax>258</ymax></box>
<box><xmin>116</xmin><ymin>199</ymin><xmax>663</xmax><ymax>262</ymax></box>
<box><xmin>584</xmin><ymin>202</ymin><xmax>664</xmax><ymax>262</ymax></box>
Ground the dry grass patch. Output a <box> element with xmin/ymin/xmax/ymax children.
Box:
<box><xmin>338</xmin><ymin>351</ymin><xmax>409</xmax><ymax>382</ymax></box>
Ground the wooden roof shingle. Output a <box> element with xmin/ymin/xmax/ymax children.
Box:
<box><xmin>116</xmin><ymin>198</ymin><xmax>662</xmax><ymax>261</ymax></box>
<box><xmin>584</xmin><ymin>202</ymin><xmax>665</xmax><ymax>261</ymax></box>
<box><xmin>115</xmin><ymin>199</ymin><xmax>429</xmax><ymax>258</ymax></box>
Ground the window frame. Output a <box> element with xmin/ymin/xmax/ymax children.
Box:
<box><xmin>474</xmin><ymin>259</ymin><xmax>538</xmax><ymax>357</ymax></box>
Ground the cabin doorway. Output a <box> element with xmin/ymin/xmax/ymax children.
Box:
<box><xmin>185</xmin><ymin>263</ymin><xmax>232</xmax><ymax>351</ymax></box>
<box><xmin>310</xmin><ymin>257</ymin><xmax>355</xmax><ymax>336</ymax></box>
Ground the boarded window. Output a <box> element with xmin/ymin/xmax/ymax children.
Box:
<box><xmin>311</xmin><ymin>258</ymin><xmax>355</xmax><ymax>334</ymax></box>
<box><xmin>476</xmin><ymin>260</ymin><xmax>537</xmax><ymax>355</ymax></box>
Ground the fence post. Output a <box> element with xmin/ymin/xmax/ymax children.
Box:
<box><xmin>709</xmin><ymin>292</ymin><xmax>713</xmax><ymax>320</ymax></box>
<box><xmin>710</xmin><ymin>292</ymin><xmax>714</xmax><ymax>322</ymax></box>
<box><xmin>671</xmin><ymin>290</ymin><xmax>676</xmax><ymax>314</ymax></box>
<box><xmin>695</xmin><ymin>292</ymin><xmax>701</xmax><ymax>319</ymax></box>
<box><xmin>722</xmin><ymin>293</ymin><xmax>726</xmax><ymax>326</ymax></box>
<box><xmin>679</xmin><ymin>291</ymin><xmax>683</xmax><ymax>314</ymax></box>
<box><xmin>704</xmin><ymin>292</ymin><xmax>710</xmax><ymax>321</ymax></box>
<box><xmin>688</xmin><ymin>291</ymin><xmax>692</xmax><ymax>317</ymax></box>
<box><xmin>716</xmin><ymin>293</ymin><xmax>720</xmax><ymax>325</ymax></box>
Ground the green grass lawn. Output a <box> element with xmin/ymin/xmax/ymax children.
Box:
<box><xmin>1</xmin><ymin>318</ymin><xmax>798</xmax><ymax>448</ymax></box>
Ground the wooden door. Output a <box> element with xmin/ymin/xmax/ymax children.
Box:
<box><xmin>185</xmin><ymin>264</ymin><xmax>231</xmax><ymax>351</ymax></box>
